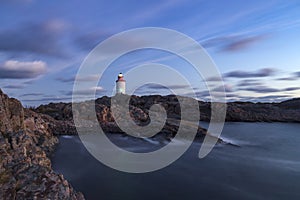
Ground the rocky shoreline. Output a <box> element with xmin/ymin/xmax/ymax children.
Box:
<box><xmin>35</xmin><ymin>94</ymin><xmax>300</xmax><ymax>131</ymax></box>
<box><xmin>0</xmin><ymin>91</ymin><xmax>211</xmax><ymax>199</ymax></box>
<box><xmin>1</xmin><ymin>89</ymin><xmax>299</xmax><ymax>199</ymax></box>
<box><xmin>0</xmin><ymin>89</ymin><xmax>84</xmax><ymax>199</ymax></box>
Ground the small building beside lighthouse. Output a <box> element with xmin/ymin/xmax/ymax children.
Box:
<box><xmin>116</xmin><ymin>73</ymin><xmax>126</xmax><ymax>94</ymax></box>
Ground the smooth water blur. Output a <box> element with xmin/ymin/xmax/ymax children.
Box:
<box><xmin>51</xmin><ymin>123</ymin><xmax>300</xmax><ymax>200</ymax></box>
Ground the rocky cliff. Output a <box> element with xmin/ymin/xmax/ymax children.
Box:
<box><xmin>0</xmin><ymin>89</ymin><xmax>84</xmax><ymax>199</ymax></box>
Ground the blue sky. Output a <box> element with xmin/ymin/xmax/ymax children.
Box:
<box><xmin>0</xmin><ymin>0</ymin><xmax>300</xmax><ymax>106</ymax></box>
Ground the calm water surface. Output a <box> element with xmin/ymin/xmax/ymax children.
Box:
<box><xmin>51</xmin><ymin>123</ymin><xmax>300</xmax><ymax>200</ymax></box>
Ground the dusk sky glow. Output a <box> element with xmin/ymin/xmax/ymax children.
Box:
<box><xmin>0</xmin><ymin>0</ymin><xmax>300</xmax><ymax>106</ymax></box>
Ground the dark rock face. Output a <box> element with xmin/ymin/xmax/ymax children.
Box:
<box><xmin>224</xmin><ymin>100</ymin><xmax>300</xmax><ymax>122</ymax></box>
<box><xmin>35</xmin><ymin>95</ymin><xmax>208</xmax><ymax>138</ymax></box>
<box><xmin>35</xmin><ymin>95</ymin><xmax>300</xmax><ymax>134</ymax></box>
<box><xmin>0</xmin><ymin>91</ymin><xmax>24</xmax><ymax>133</ymax></box>
<box><xmin>0</xmin><ymin>89</ymin><xmax>84</xmax><ymax>200</ymax></box>
<box><xmin>32</xmin><ymin>94</ymin><xmax>300</xmax><ymax>146</ymax></box>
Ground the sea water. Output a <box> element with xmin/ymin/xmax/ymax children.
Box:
<box><xmin>51</xmin><ymin>123</ymin><xmax>300</xmax><ymax>200</ymax></box>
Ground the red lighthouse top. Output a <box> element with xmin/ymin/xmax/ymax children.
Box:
<box><xmin>116</xmin><ymin>73</ymin><xmax>125</xmax><ymax>82</ymax></box>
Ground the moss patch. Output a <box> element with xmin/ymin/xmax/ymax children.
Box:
<box><xmin>0</xmin><ymin>170</ymin><xmax>11</xmax><ymax>184</ymax></box>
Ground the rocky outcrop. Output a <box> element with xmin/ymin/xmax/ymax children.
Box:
<box><xmin>35</xmin><ymin>95</ymin><xmax>300</xmax><ymax>135</ymax></box>
<box><xmin>0</xmin><ymin>89</ymin><xmax>84</xmax><ymax>199</ymax></box>
<box><xmin>35</xmin><ymin>95</ymin><xmax>209</xmax><ymax>138</ymax></box>
<box><xmin>224</xmin><ymin>100</ymin><xmax>300</xmax><ymax>122</ymax></box>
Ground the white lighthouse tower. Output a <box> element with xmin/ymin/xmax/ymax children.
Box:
<box><xmin>116</xmin><ymin>73</ymin><xmax>126</xmax><ymax>94</ymax></box>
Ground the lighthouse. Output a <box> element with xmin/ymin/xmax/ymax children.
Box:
<box><xmin>116</xmin><ymin>73</ymin><xmax>126</xmax><ymax>94</ymax></box>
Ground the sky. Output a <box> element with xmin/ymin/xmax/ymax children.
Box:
<box><xmin>0</xmin><ymin>0</ymin><xmax>300</xmax><ymax>106</ymax></box>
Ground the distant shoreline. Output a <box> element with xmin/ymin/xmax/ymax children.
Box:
<box><xmin>34</xmin><ymin>94</ymin><xmax>300</xmax><ymax>126</ymax></box>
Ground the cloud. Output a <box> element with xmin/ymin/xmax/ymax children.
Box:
<box><xmin>74</xmin><ymin>29</ymin><xmax>147</xmax><ymax>54</ymax></box>
<box><xmin>276</xmin><ymin>71</ymin><xmax>300</xmax><ymax>81</ymax></box>
<box><xmin>44</xmin><ymin>19</ymin><xmax>69</xmax><ymax>33</ymax></box>
<box><xmin>225</xmin><ymin>68</ymin><xmax>276</xmax><ymax>78</ymax></box>
<box><xmin>62</xmin><ymin>86</ymin><xmax>105</xmax><ymax>96</ymax></box>
<box><xmin>131</xmin><ymin>84</ymin><xmax>192</xmax><ymax>96</ymax></box>
<box><xmin>56</xmin><ymin>75</ymin><xmax>99</xmax><ymax>83</ymax></box>
<box><xmin>276</xmin><ymin>77</ymin><xmax>298</xmax><ymax>81</ymax></box>
<box><xmin>213</xmin><ymin>84</ymin><xmax>234</xmax><ymax>93</ymax></box>
<box><xmin>294</xmin><ymin>71</ymin><xmax>300</xmax><ymax>77</ymax></box>
<box><xmin>225</xmin><ymin>93</ymin><xmax>239</xmax><ymax>98</ymax></box>
<box><xmin>222</xmin><ymin>35</ymin><xmax>267</xmax><ymax>52</ymax></box>
<box><xmin>0</xmin><ymin>20</ymin><xmax>68</xmax><ymax>57</ymax></box>
<box><xmin>22</xmin><ymin>96</ymin><xmax>72</xmax><ymax>103</ymax></box>
<box><xmin>238</xmin><ymin>83</ymin><xmax>300</xmax><ymax>93</ymax></box>
<box><xmin>202</xmin><ymin>34</ymin><xmax>268</xmax><ymax>52</ymax></box>
<box><xmin>241</xmin><ymin>86</ymin><xmax>280</xmax><ymax>93</ymax></box>
<box><xmin>184</xmin><ymin>90</ymin><xmax>210</xmax><ymax>98</ymax></box>
<box><xmin>283</xmin><ymin>87</ymin><xmax>300</xmax><ymax>92</ymax></box>
<box><xmin>237</xmin><ymin>79</ymin><xmax>263</xmax><ymax>87</ymax></box>
<box><xmin>55</xmin><ymin>77</ymin><xmax>74</xmax><ymax>83</ymax></box>
<box><xmin>3</xmin><ymin>84</ymin><xmax>25</xmax><ymax>89</ymax></box>
<box><xmin>145</xmin><ymin>84</ymin><xmax>189</xmax><ymax>90</ymax></box>
<box><xmin>206</xmin><ymin>76</ymin><xmax>225</xmax><ymax>82</ymax></box>
<box><xmin>19</xmin><ymin>92</ymin><xmax>44</xmax><ymax>97</ymax></box>
<box><xmin>74</xmin><ymin>31</ymin><xmax>111</xmax><ymax>51</ymax></box>
<box><xmin>229</xmin><ymin>94</ymin><xmax>293</xmax><ymax>103</ymax></box>
<box><xmin>254</xmin><ymin>94</ymin><xmax>293</xmax><ymax>102</ymax></box>
<box><xmin>0</xmin><ymin>60</ymin><xmax>47</xmax><ymax>79</ymax></box>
